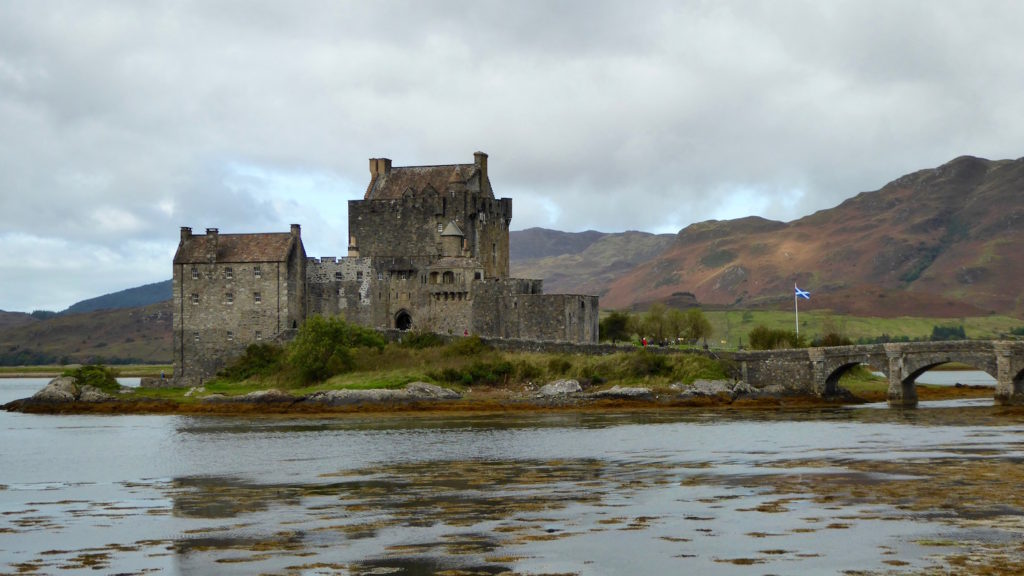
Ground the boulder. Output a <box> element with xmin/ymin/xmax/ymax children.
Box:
<box><xmin>588</xmin><ymin>385</ymin><xmax>653</xmax><ymax>400</ymax></box>
<box><xmin>78</xmin><ymin>385</ymin><xmax>115</xmax><ymax>403</ymax></box>
<box><xmin>536</xmin><ymin>379</ymin><xmax>582</xmax><ymax>398</ymax></box>
<box><xmin>404</xmin><ymin>381</ymin><xmax>461</xmax><ymax>399</ymax></box>
<box><xmin>240</xmin><ymin>389</ymin><xmax>295</xmax><ymax>403</ymax></box>
<box><xmin>30</xmin><ymin>376</ymin><xmax>79</xmax><ymax>402</ymax></box>
<box><xmin>304</xmin><ymin>382</ymin><xmax>460</xmax><ymax>406</ymax></box>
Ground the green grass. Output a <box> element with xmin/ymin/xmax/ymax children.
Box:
<box><xmin>705</xmin><ymin>310</ymin><xmax>1023</xmax><ymax>349</ymax></box>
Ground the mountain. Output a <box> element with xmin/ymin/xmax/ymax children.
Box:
<box><xmin>63</xmin><ymin>279</ymin><xmax>172</xmax><ymax>314</ymax></box>
<box><xmin>510</xmin><ymin>228</ymin><xmax>676</xmax><ymax>297</ymax></box>
<box><xmin>0</xmin><ymin>301</ymin><xmax>172</xmax><ymax>365</ymax></box>
<box><xmin>600</xmin><ymin>155</ymin><xmax>1024</xmax><ymax>317</ymax></box>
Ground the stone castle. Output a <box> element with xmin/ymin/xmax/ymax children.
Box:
<box><xmin>172</xmin><ymin>152</ymin><xmax>600</xmax><ymax>384</ymax></box>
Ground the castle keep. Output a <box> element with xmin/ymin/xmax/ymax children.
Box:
<box><xmin>173</xmin><ymin>152</ymin><xmax>600</xmax><ymax>384</ymax></box>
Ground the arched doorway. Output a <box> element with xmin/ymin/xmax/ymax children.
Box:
<box><xmin>395</xmin><ymin>310</ymin><xmax>413</xmax><ymax>331</ymax></box>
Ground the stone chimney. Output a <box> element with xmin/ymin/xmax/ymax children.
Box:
<box><xmin>205</xmin><ymin>228</ymin><xmax>218</xmax><ymax>263</ymax></box>
<box><xmin>369</xmin><ymin>157</ymin><xmax>393</xmax><ymax>176</ymax></box>
<box><xmin>290</xmin><ymin>223</ymin><xmax>301</xmax><ymax>238</ymax></box>
<box><xmin>180</xmin><ymin>226</ymin><xmax>192</xmax><ymax>243</ymax></box>
<box><xmin>474</xmin><ymin>151</ymin><xmax>488</xmax><ymax>181</ymax></box>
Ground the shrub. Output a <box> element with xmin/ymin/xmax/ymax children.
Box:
<box><xmin>430</xmin><ymin>360</ymin><xmax>515</xmax><ymax>386</ymax></box>
<box><xmin>930</xmin><ymin>325</ymin><xmax>966</xmax><ymax>341</ymax></box>
<box><xmin>63</xmin><ymin>364</ymin><xmax>120</xmax><ymax>394</ymax></box>
<box><xmin>547</xmin><ymin>356</ymin><xmax>573</xmax><ymax>375</ymax></box>
<box><xmin>624</xmin><ymin>351</ymin><xmax>671</xmax><ymax>377</ymax></box>
<box><xmin>400</xmin><ymin>331</ymin><xmax>445</xmax><ymax>349</ymax></box>
<box><xmin>287</xmin><ymin>316</ymin><xmax>386</xmax><ymax>384</ymax></box>
<box><xmin>442</xmin><ymin>335</ymin><xmax>489</xmax><ymax>357</ymax></box>
<box><xmin>813</xmin><ymin>333</ymin><xmax>853</xmax><ymax>347</ymax></box>
<box><xmin>748</xmin><ymin>325</ymin><xmax>807</xmax><ymax>350</ymax></box>
<box><xmin>218</xmin><ymin>342</ymin><xmax>284</xmax><ymax>381</ymax></box>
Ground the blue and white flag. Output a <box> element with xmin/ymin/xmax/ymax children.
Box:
<box><xmin>794</xmin><ymin>285</ymin><xmax>810</xmax><ymax>300</ymax></box>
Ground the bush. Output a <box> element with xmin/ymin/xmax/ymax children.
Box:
<box><xmin>430</xmin><ymin>360</ymin><xmax>515</xmax><ymax>386</ymax></box>
<box><xmin>287</xmin><ymin>316</ymin><xmax>386</xmax><ymax>384</ymax></box>
<box><xmin>748</xmin><ymin>325</ymin><xmax>807</xmax><ymax>350</ymax></box>
<box><xmin>813</xmin><ymin>333</ymin><xmax>853</xmax><ymax>347</ymax></box>
<box><xmin>624</xmin><ymin>351</ymin><xmax>671</xmax><ymax>377</ymax></box>
<box><xmin>218</xmin><ymin>343</ymin><xmax>284</xmax><ymax>381</ymax></box>
<box><xmin>63</xmin><ymin>364</ymin><xmax>120</xmax><ymax>393</ymax></box>
<box><xmin>930</xmin><ymin>324</ymin><xmax>966</xmax><ymax>341</ymax></box>
<box><xmin>442</xmin><ymin>335</ymin><xmax>489</xmax><ymax>357</ymax></box>
<box><xmin>1010</xmin><ymin>326</ymin><xmax>1024</xmax><ymax>336</ymax></box>
<box><xmin>400</xmin><ymin>331</ymin><xmax>445</xmax><ymax>349</ymax></box>
<box><xmin>547</xmin><ymin>356</ymin><xmax>573</xmax><ymax>375</ymax></box>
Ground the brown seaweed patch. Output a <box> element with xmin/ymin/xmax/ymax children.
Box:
<box><xmin>714</xmin><ymin>557</ymin><xmax>765</xmax><ymax>565</ymax></box>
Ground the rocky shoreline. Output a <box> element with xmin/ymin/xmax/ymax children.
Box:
<box><xmin>2</xmin><ymin>376</ymin><xmax>859</xmax><ymax>416</ymax></box>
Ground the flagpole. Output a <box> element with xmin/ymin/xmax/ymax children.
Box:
<box><xmin>794</xmin><ymin>288</ymin><xmax>799</xmax><ymax>336</ymax></box>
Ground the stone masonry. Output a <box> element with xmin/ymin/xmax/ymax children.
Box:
<box><xmin>173</xmin><ymin>152</ymin><xmax>600</xmax><ymax>384</ymax></box>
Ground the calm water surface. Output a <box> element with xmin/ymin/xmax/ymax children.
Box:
<box><xmin>2</xmin><ymin>376</ymin><xmax>1023</xmax><ymax>575</ymax></box>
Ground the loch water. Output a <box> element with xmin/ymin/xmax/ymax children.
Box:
<box><xmin>2</xmin><ymin>377</ymin><xmax>1023</xmax><ymax>575</ymax></box>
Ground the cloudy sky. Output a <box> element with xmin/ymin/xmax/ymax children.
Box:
<box><xmin>2</xmin><ymin>1</ymin><xmax>1023</xmax><ymax>312</ymax></box>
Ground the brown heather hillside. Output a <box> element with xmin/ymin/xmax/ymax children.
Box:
<box><xmin>0</xmin><ymin>301</ymin><xmax>172</xmax><ymax>365</ymax></box>
<box><xmin>510</xmin><ymin>229</ymin><xmax>676</xmax><ymax>297</ymax></box>
<box><xmin>601</xmin><ymin>155</ymin><xmax>1024</xmax><ymax>317</ymax></box>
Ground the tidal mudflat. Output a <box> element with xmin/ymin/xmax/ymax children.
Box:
<box><xmin>2</xmin><ymin>378</ymin><xmax>1023</xmax><ymax>575</ymax></box>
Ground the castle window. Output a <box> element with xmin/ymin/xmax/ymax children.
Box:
<box><xmin>492</xmin><ymin>242</ymin><xmax>496</xmax><ymax>261</ymax></box>
<box><xmin>443</xmin><ymin>271</ymin><xmax>454</xmax><ymax>284</ymax></box>
<box><xmin>226</xmin><ymin>292</ymin><xmax>233</xmax><ymax>305</ymax></box>
<box><xmin>254</xmin><ymin>291</ymin><xmax>262</xmax><ymax>304</ymax></box>
<box><xmin>224</xmin><ymin>267</ymin><xmax>233</xmax><ymax>280</ymax></box>
<box><xmin>227</xmin><ymin>331</ymin><xmax>234</xmax><ymax>341</ymax></box>
<box><xmin>334</xmin><ymin>272</ymin><xmax>343</xmax><ymax>280</ymax></box>
<box><xmin>191</xmin><ymin>266</ymin><xmax>199</xmax><ymax>280</ymax></box>
<box><xmin>378</xmin><ymin>272</ymin><xmax>383</xmax><ymax>280</ymax></box>
<box><xmin>255</xmin><ymin>330</ymin><xmax>262</xmax><ymax>341</ymax></box>
<box><xmin>475</xmin><ymin>271</ymin><xmax>482</xmax><ymax>280</ymax></box>
<box><xmin>357</xmin><ymin>271</ymin><xmax>363</xmax><ymax>281</ymax></box>
<box><xmin>253</xmin><ymin>265</ymin><xmax>262</xmax><ymax>279</ymax></box>
<box><xmin>337</xmin><ymin>287</ymin><xmax>344</xmax><ymax>296</ymax></box>
<box><xmin>437</xmin><ymin>223</ymin><xmax>443</xmax><ymax>233</ymax></box>
<box><xmin>190</xmin><ymin>293</ymin><xmax>199</xmax><ymax>305</ymax></box>
<box><xmin>193</xmin><ymin>331</ymin><xmax>199</xmax><ymax>342</ymax></box>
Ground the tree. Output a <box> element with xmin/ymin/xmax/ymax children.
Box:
<box><xmin>642</xmin><ymin>303</ymin><xmax>668</xmax><ymax>343</ymax></box>
<box><xmin>682</xmin><ymin>308</ymin><xmax>713</xmax><ymax>343</ymax></box>
<box><xmin>599</xmin><ymin>311</ymin><xmax>632</xmax><ymax>344</ymax></box>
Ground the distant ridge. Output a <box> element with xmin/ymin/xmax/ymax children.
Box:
<box><xmin>63</xmin><ymin>279</ymin><xmax>172</xmax><ymax>315</ymax></box>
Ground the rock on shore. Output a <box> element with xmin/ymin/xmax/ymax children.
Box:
<box><xmin>29</xmin><ymin>376</ymin><xmax>117</xmax><ymax>403</ymax></box>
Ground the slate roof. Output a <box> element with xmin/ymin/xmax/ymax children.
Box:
<box><xmin>364</xmin><ymin>164</ymin><xmax>479</xmax><ymax>200</ymax></box>
<box><xmin>173</xmin><ymin>232</ymin><xmax>298</xmax><ymax>264</ymax></box>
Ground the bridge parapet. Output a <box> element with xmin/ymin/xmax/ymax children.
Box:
<box><xmin>733</xmin><ymin>340</ymin><xmax>1024</xmax><ymax>407</ymax></box>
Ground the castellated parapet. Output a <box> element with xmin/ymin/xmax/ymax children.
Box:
<box><xmin>172</xmin><ymin>152</ymin><xmax>599</xmax><ymax>385</ymax></box>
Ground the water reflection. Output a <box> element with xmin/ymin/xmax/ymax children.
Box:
<box><xmin>2</xmin><ymin>377</ymin><xmax>1024</xmax><ymax>575</ymax></box>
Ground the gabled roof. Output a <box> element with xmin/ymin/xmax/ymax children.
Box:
<box><xmin>365</xmin><ymin>164</ymin><xmax>479</xmax><ymax>200</ymax></box>
<box><xmin>173</xmin><ymin>232</ymin><xmax>299</xmax><ymax>264</ymax></box>
<box><xmin>440</xmin><ymin>221</ymin><xmax>464</xmax><ymax>236</ymax></box>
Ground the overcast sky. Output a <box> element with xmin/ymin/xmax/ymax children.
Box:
<box><xmin>2</xmin><ymin>1</ymin><xmax>1023</xmax><ymax>312</ymax></box>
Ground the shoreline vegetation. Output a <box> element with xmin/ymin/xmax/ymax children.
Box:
<box><xmin>1</xmin><ymin>324</ymin><xmax>1000</xmax><ymax>416</ymax></box>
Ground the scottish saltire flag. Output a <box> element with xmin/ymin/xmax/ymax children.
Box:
<box><xmin>795</xmin><ymin>285</ymin><xmax>810</xmax><ymax>299</ymax></box>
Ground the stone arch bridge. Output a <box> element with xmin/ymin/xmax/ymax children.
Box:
<box><xmin>731</xmin><ymin>340</ymin><xmax>1024</xmax><ymax>406</ymax></box>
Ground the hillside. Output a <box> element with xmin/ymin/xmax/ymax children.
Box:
<box><xmin>63</xmin><ymin>279</ymin><xmax>172</xmax><ymax>314</ymax></box>
<box><xmin>510</xmin><ymin>229</ymin><xmax>676</xmax><ymax>297</ymax></box>
<box><xmin>601</xmin><ymin>155</ymin><xmax>1024</xmax><ymax>317</ymax></box>
<box><xmin>0</xmin><ymin>301</ymin><xmax>172</xmax><ymax>365</ymax></box>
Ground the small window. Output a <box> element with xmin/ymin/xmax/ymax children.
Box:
<box><xmin>224</xmin><ymin>267</ymin><xmax>233</xmax><ymax>280</ymax></box>
<box><xmin>192</xmin><ymin>331</ymin><xmax>200</xmax><ymax>342</ymax></box>
<box><xmin>378</xmin><ymin>272</ymin><xmax>383</xmax><ymax>280</ymax></box>
<box><xmin>191</xmin><ymin>266</ymin><xmax>199</xmax><ymax>280</ymax></box>
<box><xmin>227</xmin><ymin>331</ymin><xmax>234</xmax><ymax>341</ymax></box>
<box><xmin>190</xmin><ymin>293</ymin><xmax>199</xmax><ymax>305</ymax></box>
<box><xmin>437</xmin><ymin>223</ymin><xmax>443</xmax><ymax>233</ymax></box>
<box><xmin>337</xmin><ymin>287</ymin><xmax>344</xmax><ymax>296</ymax></box>
<box><xmin>334</xmin><ymin>271</ymin><xmax>343</xmax><ymax>280</ymax></box>
<box><xmin>253</xmin><ymin>265</ymin><xmax>262</xmax><ymax>279</ymax></box>
<box><xmin>356</xmin><ymin>271</ymin><xmax>363</xmax><ymax>281</ymax></box>
<box><xmin>255</xmin><ymin>330</ymin><xmax>262</xmax><ymax>341</ymax></box>
<box><xmin>226</xmin><ymin>292</ymin><xmax>233</xmax><ymax>305</ymax></box>
<box><xmin>254</xmin><ymin>291</ymin><xmax>262</xmax><ymax>304</ymax></box>
<box><xmin>492</xmin><ymin>242</ymin><xmax>496</xmax><ymax>261</ymax></box>
<box><xmin>474</xmin><ymin>271</ymin><xmax>482</xmax><ymax>280</ymax></box>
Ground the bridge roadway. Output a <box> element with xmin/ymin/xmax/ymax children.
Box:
<box><xmin>731</xmin><ymin>340</ymin><xmax>1024</xmax><ymax>407</ymax></box>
